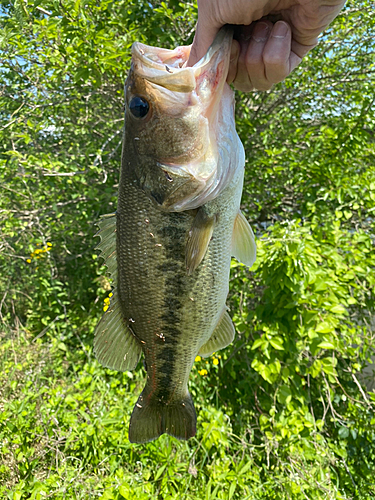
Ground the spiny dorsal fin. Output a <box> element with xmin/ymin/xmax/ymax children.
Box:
<box><xmin>94</xmin><ymin>293</ymin><xmax>142</xmax><ymax>371</ymax></box>
<box><xmin>232</xmin><ymin>211</ymin><xmax>256</xmax><ymax>268</ymax></box>
<box><xmin>198</xmin><ymin>310</ymin><xmax>235</xmax><ymax>357</ymax></box>
<box><xmin>185</xmin><ymin>207</ymin><xmax>216</xmax><ymax>275</ymax></box>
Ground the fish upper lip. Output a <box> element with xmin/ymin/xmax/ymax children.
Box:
<box><xmin>130</xmin><ymin>26</ymin><xmax>234</xmax><ymax>93</ymax></box>
<box><xmin>134</xmin><ymin>26</ymin><xmax>233</xmax><ymax>70</ymax></box>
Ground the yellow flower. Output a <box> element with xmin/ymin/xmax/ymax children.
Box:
<box><xmin>104</xmin><ymin>297</ymin><xmax>110</xmax><ymax>304</ymax></box>
<box><xmin>26</xmin><ymin>259</ymin><xmax>31</xmax><ymax>263</ymax></box>
<box><xmin>198</xmin><ymin>369</ymin><xmax>208</xmax><ymax>376</ymax></box>
<box><xmin>103</xmin><ymin>305</ymin><xmax>109</xmax><ymax>312</ymax></box>
<box><xmin>195</xmin><ymin>355</ymin><xmax>201</xmax><ymax>362</ymax></box>
<box><xmin>109</xmin><ymin>292</ymin><xmax>113</xmax><ymax>297</ymax></box>
<box><xmin>213</xmin><ymin>358</ymin><xmax>219</xmax><ymax>366</ymax></box>
<box><xmin>47</xmin><ymin>242</ymin><xmax>52</xmax><ymax>246</ymax></box>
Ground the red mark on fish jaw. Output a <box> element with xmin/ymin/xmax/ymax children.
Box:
<box><xmin>214</xmin><ymin>60</ymin><xmax>225</xmax><ymax>88</ymax></box>
<box><xmin>196</xmin><ymin>60</ymin><xmax>225</xmax><ymax>92</ymax></box>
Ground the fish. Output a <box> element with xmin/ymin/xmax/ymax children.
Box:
<box><xmin>94</xmin><ymin>26</ymin><xmax>256</xmax><ymax>444</ymax></box>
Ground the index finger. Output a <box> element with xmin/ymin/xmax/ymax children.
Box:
<box><xmin>187</xmin><ymin>21</ymin><xmax>220</xmax><ymax>67</ymax></box>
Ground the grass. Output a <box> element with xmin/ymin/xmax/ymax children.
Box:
<box><xmin>1</xmin><ymin>321</ymin><xmax>375</xmax><ymax>500</ymax></box>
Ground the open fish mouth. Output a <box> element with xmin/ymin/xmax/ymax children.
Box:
<box><xmin>131</xmin><ymin>26</ymin><xmax>233</xmax><ymax>95</ymax></box>
<box><xmin>125</xmin><ymin>27</ymin><xmax>239</xmax><ymax>212</ymax></box>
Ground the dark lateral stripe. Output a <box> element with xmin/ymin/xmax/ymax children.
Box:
<box><xmin>154</xmin><ymin>216</ymin><xmax>189</xmax><ymax>402</ymax></box>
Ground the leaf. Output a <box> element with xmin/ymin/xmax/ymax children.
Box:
<box><xmin>269</xmin><ymin>337</ymin><xmax>284</xmax><ymax>350</ymax></box>
<box><xmin>251</xmin><ymin>338</ymin><xmax>266</xmax><ymax>350</ymax></box>
<box><xmin>310</xmin><ymin>360</ymin><xmax>322</xmax><ymax>378</ymax></box>
<box><xmin>154</xmin><ymin>464</ymin><xmax>167</xmax><ymax>481</ymax></box>
<box><xmin>318</xmin><ymin>341</ymin><xmax>335</xmax><ymax>349</ymax></box>
<box><xmin>277</xmin><ymin>385</ymin><xmax>292</xmax><ymax>405</ymax></box>
<box><xmin>330</xmin><ymin>304</ymin><xmax>347</xmax><ymax>315</ymax></box>
<box><xmin>228</xmin><ymin>482</ymin><xmax>236</xmax><ymax>499</ymax></box>
<box><xmin>315</xmin><ymin>322</ymin><xmax>334</xmax><ymax>334</ymax></box>
<box><xmin>338</xmin><ymin>426</ymin><xmax>350</xmax><ymax>439</ymax></box>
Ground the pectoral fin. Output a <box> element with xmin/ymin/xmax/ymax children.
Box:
<box><xmin>232</xmin><ymin>211</ymin><xmax>256</xmax><ymax>268</ymax></box>
<box><xmin>185</xmin><ymin>208</ymin><xmax>216</xmax><ymax>275</ymax></box>
<box><xmin>94</xmin><ymin>294</ymin><xmax>142</xmax><ymax>371</ymax></box>
<box><xmin>198</xmin><ymin>310</ymin><xmax>235</xmax><ymax>357</ymax></box>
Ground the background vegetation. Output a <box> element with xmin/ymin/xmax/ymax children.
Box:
<box><xmin>0</xmin><ymin>0</ymin><xmax>374</xmax><ymax>498</ymax></box>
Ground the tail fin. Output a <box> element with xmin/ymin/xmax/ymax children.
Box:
<box><xmin>128</xmin><ymin>391</ymin><xmax>196</xmax><ymax>444</ymax></box>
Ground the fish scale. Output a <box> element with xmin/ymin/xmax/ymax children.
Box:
<box><xmin>94</xmin><ymin>27</ymin><xmax>257</xmax><ymax>443</ymax></box>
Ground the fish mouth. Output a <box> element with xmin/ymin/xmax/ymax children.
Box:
<box><xmin>131</xmin><ymin>26</ymin><xmax>233</xmax><ymax>97</ymax></box>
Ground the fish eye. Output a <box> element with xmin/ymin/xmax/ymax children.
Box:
<box><xmin>128</xmin><ymin>96</ymin><xmax>150</xmax><ymax>119</ymax></box>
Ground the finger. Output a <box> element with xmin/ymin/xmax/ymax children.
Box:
<box><xmin>230</xmin><ymin>25</ymin><xmax>254</xmax><ymax>90</ymax></box>
<box><xmin>240</xmin><ymin>20</ymin><xmax>273</xmax><ymax>91</ymax></box>
<box><xmin>291</xmin><ymin>38</ymin><xmax>317</xmax><ymax>60</ymax></box>
<box><xmin>263</xmin><ymin>21</ymin><xmax>292</xmax><ymax>84</ymax></box>
<box><xmin>227</xmin><ymin>40</ymin><xmax>240</xmax><ymax>85</ymax></box>
<box><xmin>187</xmin><ymin>20</ymin><xmax>219</xmax><ymax>67</ymax></box>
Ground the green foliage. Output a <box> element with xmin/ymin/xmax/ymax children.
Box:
<box><xmin>0</xmin><ymin>0</ymin><xmax>375</xmax><ymax>498</ymax></box>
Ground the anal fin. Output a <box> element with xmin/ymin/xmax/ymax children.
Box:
<box><xmin>198</xmin><ymin>310</ymin><xmax>235</xmax><ymax>357</ymax></box>
<box><xmin>232</xmin><ymin>210</ymin><xmax>256</xmax><ymax>268</ymax></box>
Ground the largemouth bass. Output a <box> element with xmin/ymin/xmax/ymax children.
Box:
<box><xmin>94</xmin><ymin>27</ymin><xmax>256</xmax><ymax>444</ymax></box>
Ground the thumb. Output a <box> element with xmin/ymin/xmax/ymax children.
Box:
<box><xmin>187</xmin><ymin>20</ymin><xmax>221</xmax><ymax>67</ymax></box>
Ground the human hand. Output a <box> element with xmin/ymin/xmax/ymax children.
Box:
<box><xmin>187</xmin><ymin>0</ymin><xmax>346</xmax><ymax>91</ymax></box>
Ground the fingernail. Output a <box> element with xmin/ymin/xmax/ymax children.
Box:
<box><xmin>272</xmin><ymin>21</ymin><xmax>289</xmax><ymax>39</ymax></box>
<box><xmin>252</xmin><ymin>22</ymin><xmax>270</xmax><ymax>42</ymax></box>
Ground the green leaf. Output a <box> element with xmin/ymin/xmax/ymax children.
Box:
<box><xmin>154</xmin><ymin>464</ymin><xmax>167</xmax><ymax>481</ymax></box>
<box><xmin>315</xmin><ymin>322</ymin><xmax>334</xmax><ymax>334</ymax></box>
<box><xmin>251</xmin><ymin>338</ymin><xmax>267</xmax><ymax>350</ymax></box>
<box><xmin>277</xmin><ymin>385</ymin><xmax>292</xmax><ymax>405</ymax></box>
<box><xmin>269</xmin><ymin>337</ymin><xmax>284</xmax><ymax>350</ymax></box>
<box><xmin>318</xmin><ymin>341</ymin><xmax>336</xmax><ymax>349</ymax></box>
<box><xmin>228</xmin><ymin>482</ymin><xmax>236</xmax><ymax>499</ymax></box>
<box><xmin>330</xmin><ymin>304</ymin><xmax>347</xmax><ymax>315</ymax></box>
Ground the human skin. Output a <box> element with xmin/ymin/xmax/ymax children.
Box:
<box><xmin>187</xmin><ymin>0</ymin><xmax>347</xmax><ymax>91</ymax></box>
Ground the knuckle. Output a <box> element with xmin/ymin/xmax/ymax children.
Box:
<box><xmin>256</xmin><ymin>82</ymin><xmax>273</xmax><ymax>91</ymax></box>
